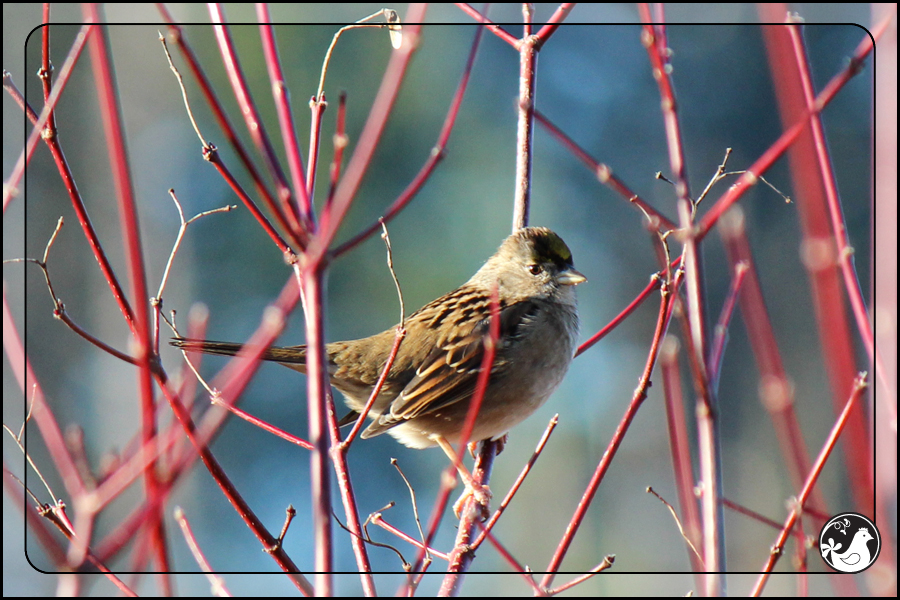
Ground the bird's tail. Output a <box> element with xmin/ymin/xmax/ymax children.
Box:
<box><xmin>170</xmin><ymin>338</ymin><xmax>308</xmax><ymax>366</ymax></box>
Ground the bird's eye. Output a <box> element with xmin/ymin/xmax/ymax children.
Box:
<box><xmin>528</xmin><ymin>264</ymin><xmax>542</xmax><ymax>276</ymax></box>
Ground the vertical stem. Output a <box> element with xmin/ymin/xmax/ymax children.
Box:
<box><xmin>638</xmin><ymin>15</ymin><xmax>725</xmax><ymax>591</ymax></box>
<box><xmin>439</xmin><ymin>439</ymin><xmax>498</xmax><ymax>595</ymax></box>
<box><xmin>308</xmin><ymin>96</ymin><xmax>326</xmax><ymax>208</ymax></box>
<box><xmin>301</xmin><ymin>264</ymin><xmax>333</xmax><ymax>591</ymax></box>
<box><xmin>85</xmin><ymin>15</ymin><xmax>169</xmax><ymax>578</ymax></box>
<box><xmin>681</xmin><ymin>205</ymin><xmax>724</xmax><ymax>594</ymax></box>
<box><xmin>256</xmin><ymin>12</ymin><xmax>313</xmax><ymax>231</ymax></box>
<box><xmin>512</xmin><ymin>9</ymin><xmax>537</xmax><ymax>231</ymax></box>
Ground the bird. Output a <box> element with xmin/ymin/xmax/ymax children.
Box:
<box><xmin>172</xmin><ymin>227</ymin><xmax>585</xmax><ymax>510</ymax></box>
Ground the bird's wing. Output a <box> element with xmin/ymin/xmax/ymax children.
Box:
<box><xmin>363</xmin><ymin>299</ymin><xmax>541</xmax><ymax>437</ymax></box>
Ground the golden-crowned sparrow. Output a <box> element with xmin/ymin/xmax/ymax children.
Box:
<box><xmin>172</xmin><ymin>226</ymin><xmax>585</xmax><ymax>451</ymax></box>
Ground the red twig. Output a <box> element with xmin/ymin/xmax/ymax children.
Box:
<box><xmin>454</xmin><ymin>3</ymin><xmax>519</xmax><ymax>47</ymax></box>
<box><xmin>256</xmin><ymin>7</ymin><xmax>313</xmax><ymax>231</ymax></box>
<box><xmin>174</xmin><ymin>507</ymin><xmax>231</xmax><ymax>596</ymax></box>
<box><xmin>299</xmin><ymin>264</ymin><xmax>333</xmax><ymax>592</ymax></box>
<box><xmin>306</xmin><ymin>6</ymin><xmax>426</xmax><ymax>266</ymax></box>
<box><xmin>576</xmin><ymin>268</ymin><xmax>667</xmax><ymax>358</ymax></box>
<box><xmin>472</xmin><ymin>520</ymin><xmax>546</xmax><ymax>595</ymax></box>
<box><xmin>512</xmin><ymin>5</ymin><xmax>537</xmax><ymax>230</ymax></box>
<box><xmin>213</xmin><ymin>401</ymin><xmax>314</xmax><ymax>450</ymax></box>
<box><xmin>156</xmin><ymin>363</ymin><xmax>313</xmax><ymax>593</ymax></box>
<box><xmin>545</xmin><ymin>555</ymin><xmax>615</xmax><ymax>596</ymax></box>
<box><xmin>534</xmin><ymin>4</ymin><xmax>577</xmax><ymax>44</ymax></box>
<box><xmin>333</xmin><ymin>21</ymin><xmax>484</xmax><ymax>259</ymax></box>
<box><xmin>435</xmin><ymin>286</ymin><xmax>501</xmax><ymax>593</ymax></box>
<box><xmin>83</xmin><ymin>11</ymin><xmax>167</xmax><ymax>576</ymax></box>
<box><xmin>639</xmin><ymin>11</ymin><xmax>724</xmax><ymax>588</ymax></box>
<box><xmin>718</xmin><ymin>207</ymin><xmax>829</xmax><ymax>518</ymax></box>
<box><xmin>3</xmin><ymin>297</ymin><xmax>86</xmax><ymax>497</ymax></box>
<box><xmin>660</xmin><ymin>336</ymin><xmax>704</xmax><ymax>576</ymax></box>
<box><xmin>533</xmin><ymin>109</ymin><xmax>678</xmax><ymax>233</ymax></box>
<box><xmin>156</xmin><ymin>13</ymin><xmax>307</xmax><ymax>249</ymax></box>
<box><xmin>325</xmin><ymin>92</ymin><xmax>347</xmax><ymax>210</ymax></box>
<box><xmin>326</xmin><ymin>414</ymin><xmax>377</xmax><ymax>595</ymax></box>
<box><xmin>458</xmin><ymin>285</ymin><xmax>500</xmax><ymax>451</ymax></box>
<box><xmin>209</xmin><ymin>6</ymin><xmax>299</xmax><ymax>236</ymax></box>
<box><xmin>696</xmin><ymin>17</ymin><xmax>885</xmax><ymax>240</ymax></box>
<box><xmin>370</xmin><ymin>513</ymin><xmax>449</xmax><ymax>561</ymax></box>
<box><xmin>723</xmin><ymin>497</ymin><xmax>815</xmax><ymax>539</ymax></box>
<box><xmin>751</xmin><ymin>373</ymin><xmax>868</xmax><ymax>596</ymax></box>
<box><xmin>205</xmin><ymin>147</ymin><xmax>294</xmax><ymax>256</ymax></box>
<box><xmin>541</xmin><ymin>276</ymin><xmax>674</xmax><ymax>587</ymax></box>
<box><xmin>342</xmin><ymin>327</ymin><xmax>406</xmax><ymax>447</ymax></box>
<box><xmin>707</xmin><ymin>261</ymin><xmax>749</xmax><ymax>392</ymax></box>
<box><xmin>471</xmin><ymin>415</ymin><xmax>558</xmax><ymax>550</ymax></box>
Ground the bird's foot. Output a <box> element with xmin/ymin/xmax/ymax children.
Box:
<box><xmin>453</xmin><ymin>481</ymin><xmax>492</xmax><ymax>520</ymax></box>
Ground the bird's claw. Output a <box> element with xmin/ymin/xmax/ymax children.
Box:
<box><xmin>453</xmin><ymin>482</ymin><xmax>492</xmax><ymax>520</ymax></box>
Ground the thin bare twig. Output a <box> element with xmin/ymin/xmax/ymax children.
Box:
<box><xmin>329</xmin><ymin>503</ymin><xmax>411</xmax><ymax>568</ymax></box>
<box><xmin>5</xmin><ymin>219</ymin><xmax>138</xmax><ymax>365</ymax></box>
<box><xmin>751</xmin><ymin>372</ymin><xmax>869</xmax><ymax>596</ymax></box>
<box><xmin>380</xmin><ymin>220</ymin><xmax>405</xmax><ymax>323</ymax></box>
<box><xmin>155</xmin><ymin>189</ymin><xmax>235</xmax><ymax>302</ymax></box>
<box><xmin>316</xmin><ymin>10</ymin><xmax>402</xmax><ymax>102</ymax></box>
<box><xmin>390</xmin><ymin>458</ymin><xmax>429</xmax><ymax>563</ymax></box>
<box><xmin>341</xmin><ymin>221</ymin><xmax>407</xmax><ymax>447</ymax></box>
<box><xmin>159</xmin><ymin>32</ymin><xmax>208</xmax><ymax>147</ymax></box>
<box><xmin>647</xmin><ymin>486</ymin><xmax>704</xmax><ymax>567</ymax></box>
<box><xmin>174</xmin><ymin>507</ymin><xmax>232</xmax><ymax>597</ymax></box>
<box><xmin>4</xmin><ymin>388</ymin><xmax>57</xmax><ymax>502</ymax></box>
<box><xmin>545</xmin><ymin>555</ymin><xmax>616</xmax><ymax>596</ymax></box>
<box><xmin>264</xmin><ymin>505</ymin><xmax>297</xmax><ymax>553</ymax></box>
<box><xmin>471</xmin><ymin>415</ymin><xmax>559</xmax><ymax>550</ymax></box>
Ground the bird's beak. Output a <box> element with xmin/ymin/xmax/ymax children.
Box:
<box><xmin>558</xmin><ymin>268</ymin><xmax>587</xmax><ymax>286</ymax></box>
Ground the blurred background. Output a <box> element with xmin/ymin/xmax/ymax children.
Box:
<box><xmin>3</xmin><ymin>3</ymin><xmax>886</xmax><ymax>596</ymax></box>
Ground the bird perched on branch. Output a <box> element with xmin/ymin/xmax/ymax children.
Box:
<box><xmin>172</xmin><ymin>226</ymin><xmax>585</xmax><ymax>513</ymax></box>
